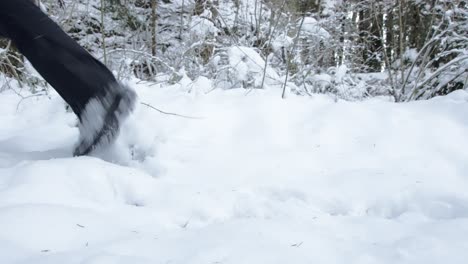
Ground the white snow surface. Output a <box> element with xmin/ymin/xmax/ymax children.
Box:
<box><xmin>1</xmin><ymin>80</ymin><xmax>468</xmax><ymax>263</ymax></box>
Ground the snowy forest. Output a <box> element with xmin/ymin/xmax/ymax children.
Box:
<box><xmin>1</xmin><ymin>0</ymin><xmax>467</xmax><ymax>100</ymax></box>
<box><xmin>1</xmin><ymin>1</ymin><xmax>468</xmax><ymax>263</ymax></box>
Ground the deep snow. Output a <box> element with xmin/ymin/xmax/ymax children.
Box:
<box><xmin>1</xmin><ymin>80</ymin><xmax>468</xmax><ymax>263</ymax></box>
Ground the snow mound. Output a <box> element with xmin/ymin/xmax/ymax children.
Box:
<box><xmin>302</xmin><ymin>17</ymin><xmax>330</xmax><ymax>39</ymax></box>
<box><xmin>0</xmin><ymin>157</ymin><xmax>156</xmax><ymax>207</ymax></box>
<box><xmin>225</xmin><ymin>46</ymin><xmax>281</xmax><ymax>89</ymax></box>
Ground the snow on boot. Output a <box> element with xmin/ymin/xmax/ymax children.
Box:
<box><xmin>73</xmin><ymin>83</ymin><xmax>137</xmax><ymax>156</ymax></box>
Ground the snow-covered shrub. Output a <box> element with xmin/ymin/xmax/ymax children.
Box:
<box><xmin>209</xmin><ymin>46</ymin><xmax>280</xmax><ymax>89</ymax></box>
<box><xmin>299</xmin><ymin>65</ymin><xmax>391</xmax><ymax>100</ymax></box>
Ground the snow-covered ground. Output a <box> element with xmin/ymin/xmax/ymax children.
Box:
<box><xmin>1</xmin><ymin>81</ymin><xmax>468</xmax><ymax>263</ymax></box>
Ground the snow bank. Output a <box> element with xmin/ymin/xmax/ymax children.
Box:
<box><xmin>1</xmin><ymin>82</ymin><xmax>468</xmax><ymax>263</ymax></box>
<box><xmin>225</xmin><ymin>46</ymin><xmax>281</xmax><ymax>89</ymax></box>
<box><xmin>189</xmin><ymin>16</ymin><xmax>218</xmax><ymax>37</ymax></box>
<box><xmin>301</xmin><ymin>17</ymin><xmax>330</xmax><ymax>39</ymax></box>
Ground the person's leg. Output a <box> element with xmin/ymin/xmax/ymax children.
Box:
<box><xmin>0</xmin><ymin>0</ymin><xmax>136</xmax><ymax>155</ymax></box>
<box><xmin>0</xmin><ymin>0</ymin><xmax>115</xmax><ymax>114</ymax></box>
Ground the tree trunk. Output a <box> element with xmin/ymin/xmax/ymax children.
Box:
<box><xmin>100</xmin><ymin>0</ymin><xmax>107</xmax><ymax>65</ymax></box>
<box><xmin>385</xmin><ymin>7</ymin><xmax>394</xmax><ymax>66</ymax></box>
<box><xmin>369</xmin><ymin>9</ymin><xmax>383</xmax><ymax>71</ymax></box>
<box><xmin>150</xmin><ymin>0</ymin><xmax>157</xmax><ymax>57</ymax></box>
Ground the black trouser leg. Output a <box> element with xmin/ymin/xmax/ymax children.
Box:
<box><xmin>0</xmin><ymin>22</ymin><xmax>7</xmax><ymax>38</ymax></box>
<box><xmin>0</xmin><ymin>0</ymin><xmax>118</xmax><ymax>119</ymax></box>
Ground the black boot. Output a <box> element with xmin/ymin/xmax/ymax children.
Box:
<box><xmin>73</xmin><ymin>82</ymin><xmax>137</xmax><ymax>156</ymax></box>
